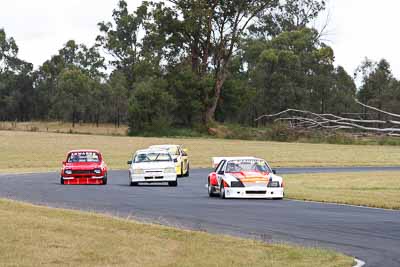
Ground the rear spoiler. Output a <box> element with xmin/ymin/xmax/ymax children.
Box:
<box><xmin>212</xmin><ymin>157</ymin><xmax>226</xmax><ymax>168</ymax></box>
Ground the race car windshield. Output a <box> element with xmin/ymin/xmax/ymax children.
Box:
<box><xmin>225</xmin><ymin>160</ymin><xmax>271</xmax><ymax>173</ymax></box>
<box><xmin>67</xmin><ymin>152</ymin><xmax>100</xmax><ymax>163</ymax></box>
<box><xmin>165</xmin><ymin>147</ymin><xmax>179</xmax><ymax>156</ymax></box>
<box><xmin>134</xmin><ymin>153</ymin><xmax>172</xmax><ymax>163</ymax></box>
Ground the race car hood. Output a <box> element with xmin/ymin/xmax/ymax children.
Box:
<box><xmin>227</xmin><ymin>171</ymin><xmax>270</xmax><ymax>185</ymax></box>
<box><xmin>64</xmin><ymin>162</ymin><xmax>102</xmax><ymax>170</ymax></box>
<box><xmin>224</xmin><ymin>171</ymin><xmax>283</xmax><ymax>187</ymax></box>
<box><xmin>132</xmin><ymin>161</ymin><xmax>175</xmax><ymax>170</ymax></box>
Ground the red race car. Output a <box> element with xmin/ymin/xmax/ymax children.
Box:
<box><xmin>60</xmin><ymin>150</ymin><xmax>108</xmax><ymax>185</ymax></box>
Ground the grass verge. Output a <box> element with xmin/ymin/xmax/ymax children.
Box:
<box><xmin>3</xmin><ymin>121</ymin><xmax>400</xmax><ymax>146</ymax></box>
<box><xmin>2</xmin><ymin>130</ymin><xmax>400</xmax><ymax>173</ymax></box>
<box><xmin>285</xmin><ymin>171</ymin><xmax>400</xmax><ymax>209</ymax></box>
<box><xmin>0</xmin><ymin>198</ymin><xmax>353</xmax><ymax>267</ymax></box>
<box><xmin>0</xmin><ymin>121</ymin><xmax>129</xmax><ymax>136</ymax></box>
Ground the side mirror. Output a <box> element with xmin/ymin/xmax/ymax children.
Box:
<box><xmin>127</xmin><ymin>160</ymin><xmax>132</xmax><ymax>165</ymax></box>
<box><xmin>272</xmin><ymin>169</ymin><xmax>277</xmax><ymax>174</ymax></box>
<box><xmin>62</xmin><ymin>160</ymin><xmax>66</xmax><ymax>165</ymax></box>
<box><xmin>218</xmin><ymin>170</ymin><xmax>224</xmax><ymax>175</ymax></box>
<box><xmin>174</xmin><ymin>158</ymin><xmax>178</xmax><ymax>163</ymax></box>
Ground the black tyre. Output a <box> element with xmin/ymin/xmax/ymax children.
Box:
<box><xmin>220</xmin><ymin>183</ymin><xmax>226</xmax><ymax>199</ymax></box>
<box><xmin>180</xmin><ymin>162</ymin><xmax>184</xmax><ymax>177</ymax></box>
<box><xmin>183</xmin><ymin>164</ymin><xmax>190</xmax><ymax>177</ymax></box>
<box><xmin>168</xmin><ymin>180</ymin><xmax>178</xmax><ymax>187</ymax></box>
<box><xmin>208</xmin><ymin>180</ymin><xmax>217</xmax><ymax>197</ymax></box>
<box><xmin>60</xmin><ymin>176</ymin><xmax>64</xmax><ymax>185</ymax></box>
<box><xmin>102</xmin><ymin>173</ymin><xmax>108</xmax><ymax>185</ymax></box>
<box><xmin>130</xmin><ymin>181</ymin><xmax>138</xmax><ymax>186</ymax></box>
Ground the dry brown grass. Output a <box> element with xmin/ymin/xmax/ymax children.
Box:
<box><xmin>2</xmin><ymin>130</ymin><xmax>400</xmax><ymax>173</ymax></box>
<box><xmin>0</xmin><ymin>198</ymin><xmax>353</xmax><ymax>267</ymax></box>
<box><xmin>0</xmin><ymin>121</ymin><xmax>128</xmax><ymax>136</ymax></box>
<box><xmin>285</xmin><ymin>171</ymin><xmax>400</xmax><ymax>209</ymax></box>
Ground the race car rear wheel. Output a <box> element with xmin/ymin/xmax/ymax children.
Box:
<box><xmin>220</xmin><ymin>183</ymin><xmax>226</xmax><ymax>199</ymax></box>
<box><xmin>60</xmin><ymin>176</ymin><xmax>64</xmax><ymax>185</ymax></box>
<box><xmin>168</xmin><ymin>180</ymin><xmax>178</xmax><ymax>187</ymax></box>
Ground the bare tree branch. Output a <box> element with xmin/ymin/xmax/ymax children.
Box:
<box><xmin>255</xmin><ymin>99</ymin><xmax>400</xmax><ymax>136</ymax></box>
<box><xmin>355</xmin><ymin>99</ymin><xmax>400</xmax><ymax>119</ymax></box>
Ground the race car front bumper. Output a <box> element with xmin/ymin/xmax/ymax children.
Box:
<box><xmin>130</xmin><ymin>173</ymin><xmax>177</xmax><ymax>183</ymax></box>
<box><xmin>224</xmin><ymin>186</ymin><xmax>284</xmax><ymax>199</ymax></box>
<box><xmin>62</xmin><ymin>175</ymin><xmax>105</xmax><ymax>185</ymax></box>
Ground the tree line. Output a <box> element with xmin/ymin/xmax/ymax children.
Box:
<box><xmin>1</xmin><ymin>0</ymin><xmax>399</xmax><ymax>134</ymax></box>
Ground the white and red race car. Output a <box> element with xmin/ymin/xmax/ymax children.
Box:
<box><xmin>207</xmin><ymin>157</ymin><xmax>284</xmax><ymax>199</ymax></box>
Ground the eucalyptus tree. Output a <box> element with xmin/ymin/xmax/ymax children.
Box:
<box><xmin>53</xmin><ymin>67</ymin><xmax>90</xmax><ymax>127</ymax></box>
<box><xmin>357</xmin><ymin>59</ymin><xmax>398</xmax><ymax>118</ymax></box>
<box><xmin>0</xmin><ymin>28</ymin><xmax>35</xmax><ymax>121</ymax></box>
<box><xmin>97</xmin><ymin>0</ymin><xmax>148</xmax><ymax>88</ymax></box>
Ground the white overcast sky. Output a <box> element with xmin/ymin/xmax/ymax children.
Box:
<box><xmin>1</xmin><ymin>0</ymin><xmax>399</xmax><ymax>79</ymax></box>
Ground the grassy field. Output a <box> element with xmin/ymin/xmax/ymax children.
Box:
<box><xmin>285</xmin><ymin>171</ymin><xmax>400</xmax><ymax>209</ymax></box>
<box><xmin>0</xmin><ymin>199</ymin><xmax>353</xmax><ymax>267</ymax></box>
<box><xmin>2</xmin><ymin>130</ymin><xmax>400</xmax><ymax>173</ymax></box>
<box><xmin>0</xmin><ymin>121</ymin><xmax>129</xmax><ymax>136</ymax></box>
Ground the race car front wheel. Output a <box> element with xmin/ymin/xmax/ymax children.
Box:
<box><xmin>220</xmin><ymin>183</ymin><xmax>226</xmax><ymax>199</ymax></box>
<box><xmin>60</xmin><ymin>176</ymin><xmax>64</xmax><ymax>185</ymax></box>
<box><xmin>208</xmin><ymin>180</ymin><xmax>217</xmax><ymax>197</ymax></box>
<box><xmin>102</xmin><ymin>173</ymin><xmax>108</xmax><ymax>185</ymax></box>
<box><xmin>180</xmin><ymin>162</ymin><xmax>184</xmax><ymax>177</ymax></box>
<box><xmin>183</xmin><ymin>164</ymin><xmax>190</xmax><ymax>177</ymax></box>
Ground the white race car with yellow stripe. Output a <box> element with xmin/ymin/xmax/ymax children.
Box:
<box><xmin>207</xmin><ymin>157</ymin><xmax>284</xmax><ymax>199</ymax></box>
<box><xmin>149</xmin><ymin>145</ymin><xmax>189</xmax><ymax>177</ymax></box>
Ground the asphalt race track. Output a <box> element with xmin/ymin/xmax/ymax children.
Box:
<box><xmin>1</xmin><ymin>167</ymin><xmax>400</xmax><ymax>267</ymax></box>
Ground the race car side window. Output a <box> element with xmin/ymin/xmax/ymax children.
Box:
<box><xmin>214</xmin><ymin>160</ymin><xmax>226</xmax><ymax>172</ymax></box>
<box><xmin>264</xmin><ymin>161</ymin><xmax>273</xmax><ymax>173</ymax></box>
<box><xmin>217</xmin><ymin>160</ymin><xmax>226</xmax><ymax>174</ymax></box>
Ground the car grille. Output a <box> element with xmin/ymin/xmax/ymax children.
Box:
<box><xmin>72</xmin><ymin>170</ymin><xmax>94</xmax><ymax>174</ymax></box>
<box><xmin>246</xmin><ymin>191</ymin><xmax>267</xmax><ymax>194</ymax></box>
<box><xmin>144</xmin><ymin>176</ymin><xmax>164</xmax><ymax>179</ymax></box>
<box><xmin>231</xmin><ymin>181</ymin><xmax>245</xmax><ymax>187</ymax></box>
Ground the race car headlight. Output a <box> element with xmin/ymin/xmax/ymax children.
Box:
<box><xmin>64</xmin><ymin>169</ymin><xmax>72</xmax><ymax>175</ymax></box>
<box><xmin>93</xmin><ymin>169</ymin><xmax>102</xmax><ymax>174</ymax></box>
<box><xmin>268</xmin><ymin>181</ymin><xmax>280</xmax><ymax>188</ymax></box>
<box><xmin>164</xmin><ymin>167</ymin><xmax>176</xmax><ymax>173</ymax></box>
<box><xmin>133</xmin><ymin>168</ymin><xmax>144</xmax><ymax>174</ymax></box>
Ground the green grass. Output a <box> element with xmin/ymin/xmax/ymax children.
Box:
<box><xmin>0</xmin><ymin>199</ymin><xmax>354</xmax><ymax>267</ymax></box>
<box><xmin>2</xmin><ymin>130</ymin><xmax>400</xmax><ymax>173</ymax></box>
<box><xmin>285</xmin><ymin>171</ymin><xmax>400</xmax><ymax>209</ymax></box>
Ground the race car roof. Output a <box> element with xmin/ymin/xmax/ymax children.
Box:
<box><xmin>135</xmin><ymin>148</ymin><xmax>172</xmax><ymax>154</ymax></box>
<box><xmin>212</xmin><ymin>156</ymin><xmax>263</xmax><ymax>167</ymax></box>
<box><xmin>149</xmin><ymin>144</ymin><xmax>179</xmax><ymax>149</ymax></box>
<box><xmin>67</xmin><ymin>149</ymin><xmax>101</xmax><ymax>154</ymax></box>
